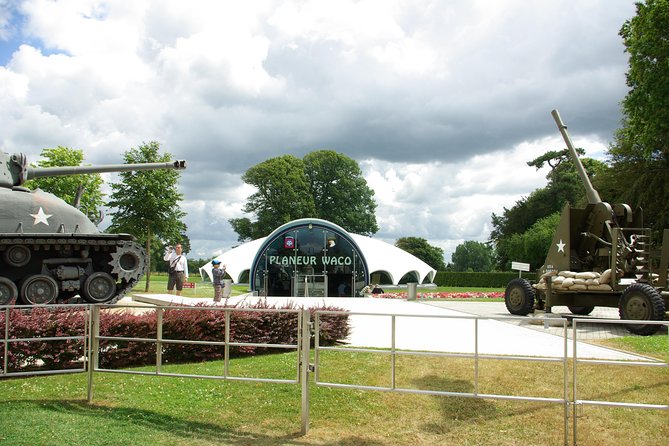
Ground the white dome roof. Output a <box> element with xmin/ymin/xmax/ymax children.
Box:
<box><xmin>199</xmin><ymin>232</ymin><xmax>436</xmax><ymax>285</ymax></box>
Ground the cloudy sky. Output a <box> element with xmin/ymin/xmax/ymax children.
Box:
<box><xmin>0</xmin><ymin>0</ymin><xmax>637</xmax><ymax>265</ymax></box>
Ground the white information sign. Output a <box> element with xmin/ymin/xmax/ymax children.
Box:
<box><xmin>511</xmin><ymin>261</ymin><xmax>530</xmax><ymax>272</ymax></box>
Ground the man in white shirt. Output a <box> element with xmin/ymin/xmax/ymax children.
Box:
<box><xmin>164</xmin><ymin>243</ymin><xmax>189</xmax><ymax>295</ymax></box>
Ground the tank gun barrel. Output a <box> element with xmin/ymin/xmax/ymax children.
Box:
<box><xmin>551</xmin><ymin>109</ymin><xmax>601</xmax><ymax>204</ymax></box>
<box><xmin>26</xmin><ymin>160</ymin><xmax>186</xmax><ymax>181</ymax></box>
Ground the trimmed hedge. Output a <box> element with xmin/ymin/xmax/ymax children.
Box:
<box><xmin>434</xmin><ymin>271</ymin><xmax>535</xmax><ymax>288</ymax></box>
<box><xmin>0</xmin><ymin>301</ymin><xmax>350</xmax><ymax>373</ymax></box>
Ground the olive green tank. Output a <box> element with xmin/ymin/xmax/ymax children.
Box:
<box><xmin>0</xmin><ymin>151</ymin><xmax>186</xmax><ymax>305</ymax></box>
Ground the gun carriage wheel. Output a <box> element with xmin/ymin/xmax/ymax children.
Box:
<box><xmin>504</xmin><ymin>278</ymin><xmax>535</xmax><ymax>315</ymax></box>
<box><xmin>618</xmin><ymin>283</ymin><xmax>665</xmax><ymax>336</ymax></box>
<box><xmin>567</xmin><ymin>306</ymin><xmax>595</xmax><ymax>316</ymax></box>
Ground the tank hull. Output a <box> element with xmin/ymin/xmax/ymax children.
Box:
<box><xmin>0</xmin><ymin>189</ymin><xmax>146</xmax><ymax>305</ymax></box>
<box><xmin>0</xmin><ymin>233</ymin><xmax>146</xmax><ymax>305</ymax></box>
<box><xmin>0</xmin><ymin>151</ymin><xmax>185</xmax><ymax>306</ymax></box>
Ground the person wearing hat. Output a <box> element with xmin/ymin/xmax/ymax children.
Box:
<box><xmin>211</xmin><ymin>259</ymin><xmax>226</xmax><ymax>302</ymax></box>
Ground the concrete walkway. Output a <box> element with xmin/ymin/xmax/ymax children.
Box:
<box><xmin>128</xmin><ymin>294</ymin><xmax>655</xmax><ymax>361</ymax></box>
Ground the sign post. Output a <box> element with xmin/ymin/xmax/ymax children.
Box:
<box><xmin>511</xmin><ymin>261</ymin><xmax>530</xmax><ymax>277</ymax></box>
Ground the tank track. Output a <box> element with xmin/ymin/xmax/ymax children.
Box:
<box><xmin>0</xmin><ymin>233</ymin><xmax>147</xmax><ymax>305</ymax></box>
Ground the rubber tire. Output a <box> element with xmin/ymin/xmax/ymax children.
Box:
<box><xmin>0</xmin><ymin>277</ymin><xmax>19</xmax><ymax>305</ymax></box>
<box><xmin>82</xmin><ymin>272</ymin><xmax>117</xmax><ymax>303</ymax></box>
<box><xmin>618</xmin><ymin>283</ymin><xmax>665</xmax><ymax>336</ymax></box>
<box><xmin>505</xmin><ymin>278</ymin><xmax>535</xmax><ymax>315</ymax></box>
<box><xmin>19</xmin><ymin>274</ymin><xmax>59</xmax><ymax>305</ymax></box>
<box><xmin>567</xmin><ymin>306</ymin><xmax>595</xmax><ymax>316</ymax></box>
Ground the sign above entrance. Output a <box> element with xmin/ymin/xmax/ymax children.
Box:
<box><xmin>268</xmin><ymin>255</ymin><xmax>353</xmax><ymax>266</ymax></box>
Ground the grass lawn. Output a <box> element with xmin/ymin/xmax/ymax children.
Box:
<box><xmin>1</xmin><ymin>334</ymin><xmax>667</xmax><ymax>445</ymax></box>
<box><xmin>3</xmin><ymin>281</ymin><xmax>665</xmax><ymax>444</ymax></box>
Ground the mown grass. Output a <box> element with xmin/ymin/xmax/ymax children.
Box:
<box><xmin>1</xmin><ymin>339</ymin><xmax>667</xmax><ymax>445</ymax></box>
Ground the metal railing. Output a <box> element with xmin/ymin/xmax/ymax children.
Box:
<box><xmin>87</xmin><ymin>303</ymin><xmax>304</xmax><ymax>401</ymax></box>
<box><xmin>312</xmin><ymin>310</ymin><xmax>571</xmax><ymax>445</ymax></box>
<box><xmin>1</xmin><ymin>303</ymin><xmax>91</xmax><ymax>378</ymax></box>
<box><xmin>571</xmin><ymin>318</ymin><xmax>669</xmax><ymax>445</ymax></box>
<box><xmin>1</xmin><ymin>302</ymin><xmax>667</xmax><ymax>444</ymax></box>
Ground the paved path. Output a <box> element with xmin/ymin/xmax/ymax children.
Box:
<box><xmin>129</xmin><ymin>294</ymin><xmax>656</xmax><ymax>361</ymax></box>
<box><xmin>422</xmin><ymin>301</ymin><xmax>635</xmax><ymax>340</ymax></box>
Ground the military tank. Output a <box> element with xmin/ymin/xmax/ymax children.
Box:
<box><xmin>0</xmin><ymin>150</ymin><xmax>186</xmax><ymax>306</ymax></box>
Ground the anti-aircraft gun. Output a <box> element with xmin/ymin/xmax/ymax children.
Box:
<box><xmin>504</xmin><ymin>110</ymin><xmax>669</xmax><ymax>335</ymax></box>
<box><xmin>0</xmin><ymin>150</ymin><xmax>186</xmax><ymax>306</ymax></box>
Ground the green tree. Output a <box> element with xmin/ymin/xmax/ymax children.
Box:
<box><xmin>230</xmin><ymin>151</ymin><xmax>378</xmax><ymax>241</ymax></box>
<box><xmin>450</xmin><ymin>240</ymin><xmax>494</xmax><ymax>272</ymax></box>
<box><xmin>607</xmin><ymin>0</ymin><xmax>669</xmax><ymax>239</ymax></box>
<box><xmin>490</xmin><ymin>149</ymin><xmax>606</xmax><ymax>269</ymax></box>
<box><xmin>499</xmin><ymin>213</ymin><xmax>560</xmax><ymax>271</ymax></box>
<box><xmin>107</xmin><ymin>142</ymin><xmax>187</xmax><ymax>291</ymax></box>
<box><xmin>23</xmin><ymin>147</ymin><xmax>104</xmax><ymax>223</ymax></box>
<box><xmin>230</xmin><ymin>155</ymin><xmax>315</xmax><ymax>241</ymax></box>
<box><xmin>395</xmin><ymin>237</ymin><xmax>446</xmax><ymax>270</ymax></box>
<box><xmin>303</xmin><ymin>150</ymin><xmax>378</xmax><ymax>235</ymax></box>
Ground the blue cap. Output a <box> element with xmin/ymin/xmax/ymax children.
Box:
<box><xmin>212</xmin><ymin>259</ymin><xmax>221</xmax><ymax>265</ymax></box>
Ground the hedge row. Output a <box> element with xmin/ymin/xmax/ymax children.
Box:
<box><xmin>0</xmin><ymin>301</ymin><xmax>350</xmax><ymax>373</ymax></box>
<box><xmin>433</xmin><ymin>271</ymin><xmax>535</xmax><ymax>288</ymax></box>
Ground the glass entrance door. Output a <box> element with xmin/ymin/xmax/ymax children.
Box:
<box><xmin>294</xmin><ymin>274</ymin><xmax>327</xmax><ymax>297</ymax></box>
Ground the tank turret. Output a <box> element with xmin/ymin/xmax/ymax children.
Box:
<box><xmin>0</xmin><ymin>150</ymin><xmax>186</xmax><ymax>306</ymax></box>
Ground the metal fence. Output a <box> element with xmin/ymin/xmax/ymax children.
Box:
<box><xmin>1</xmin><ymin>302</ymin><xmax>667</xmax><ymax>445</ymax></box>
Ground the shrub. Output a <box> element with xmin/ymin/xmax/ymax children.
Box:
<box><xmin>1</xmin><ymin>301</ymin><xmax>350</xmax><ymax>373</ymax></box>
<box><xmin>434</xmin><ymin>271</ymin><xmax>534</xmax><ymax>288</ymax></box>
<box><xmin>0</xmin><ymin>307</ymin><xmax>89</xmax><ymax>372</ymax></box>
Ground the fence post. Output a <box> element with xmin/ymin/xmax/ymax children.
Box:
<box><xmin>572</xmin><ymin>319</ymin><xmax>579</xmax><ymax>446</ymax></box>
<box><xmin>87</xmin><ymin>305</ymin><xmax>100</xmax><ymax>403</ymax></box>
<box><xmin>300</xmin><ymin>309</ymin><xmax>311</xmax><ymax>435</ymax></box>
<box><xmin>3</xmin><ymin>308</ymin><xmax>9</xmax><ymax>376</ymax></box>
<box><xmin>407</xmin><ymin>282</ymin><xmax>417</xmax><ymax>300</ymax></box>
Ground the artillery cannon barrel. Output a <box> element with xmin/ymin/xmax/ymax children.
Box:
<box><xmin>26</xmin><ymin>160</ymin><xmax>186</xmax><ymax>180</ymax></box>
<box><xmin>551</xmin><ymin>109</ymin><xmax>601</xmax><ymax>204</ymax></box>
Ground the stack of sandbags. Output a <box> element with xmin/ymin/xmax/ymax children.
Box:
<box><xmin>534</xmin><ymin>269</ymin><xmax>612</xmax><ymax>291</ymax></box>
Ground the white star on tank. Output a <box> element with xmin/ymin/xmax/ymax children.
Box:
<box><xmin>30</xmin><ymin>207</ymin><xmax>52</xmax><ymax>226</ymax></box>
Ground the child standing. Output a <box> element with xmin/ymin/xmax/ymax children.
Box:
<box><xmin>211</xmin><ymin>259</ymin><xmax>225</xmax><ymax>302</ymax></box>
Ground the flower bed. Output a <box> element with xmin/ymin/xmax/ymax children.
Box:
<box><xmin>372</xmin><ymin>291</ymin><xmax>504</xmax><ymax>299</ymax></box>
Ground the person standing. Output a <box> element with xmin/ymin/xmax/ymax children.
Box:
<box><xmin>211</xmin><ymin>259</ymin><xmax>226</xmax><ymax>302</ymax></box>
<box><xmin>164</xmin><ymin>243</ymin><xmax>188</xmax><ymax>295</ymax></box>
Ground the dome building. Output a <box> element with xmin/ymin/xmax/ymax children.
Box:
<box><xmin>199</xmin><ymin>218</ymin><xmax>436</xmax><ymax>297</ymax></box>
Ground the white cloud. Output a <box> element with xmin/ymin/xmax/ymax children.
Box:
<box><xmin>0</xmin><ymin>0</ymin><xmax>636</xmax><ymax>267</ymax></box>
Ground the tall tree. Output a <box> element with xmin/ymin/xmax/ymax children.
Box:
<box><xmin>230</xmin><ymin>151</ymin><xmax>378</xmax><ymax>241</ymax></box>
<box><xmin>450</xmin><ymin>240</ymin><xmax>495</xmax><ymax>272</ymax></box>
<box><xmin>395</xmin><ymin>237</ymin><xmax>446</xmax><ymax>270</ymax></box>
<box><xmin>303</xmin><ymin>150</ymin><xmax>378</xmax><ymax>235</ymax></box>
<box><xmin>23</xmin><ymin>147</ymin><xmax>104</xmax><ymax>223</ymax></box>
<box><xmin>496</xmin><ymin>213</ymin><xmax>560</xmax><ymax>271</ymax></box>
<box><xmin>490</xmin><ymin>149</ymin><xmax>606</xmax><ymax>269</ymax></box>
<box><xmin>607</xmin><ymin>0</ymin><xmax>669</xmax><ymax>239</ymax></box>
<box><xmin>107</xmin><ymin>142</ymin><xmax>187</xmax><ymax>291</ymax></box>
<box><xmin>230</xmin><ymin>155</ymin><xmax>315</xmax><ymax>241</ymax></box>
